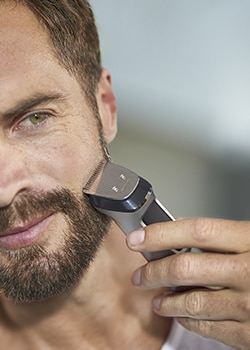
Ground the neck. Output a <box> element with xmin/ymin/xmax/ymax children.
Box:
<box><xmin>0</xmin><ymin>223</ymin><xmax>171</xmax><ymax>349</ymax></box>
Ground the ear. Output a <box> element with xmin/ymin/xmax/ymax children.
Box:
<box><xmin>96</xmin><ymin>68</ymin><xmax>117</xmax><ymax>143</ymax></box>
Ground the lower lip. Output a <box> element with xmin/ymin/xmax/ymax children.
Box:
<box><xmin>0</xmin><ymin>215</ymin><xmax>54</xmax><ymax>250</ymax></box>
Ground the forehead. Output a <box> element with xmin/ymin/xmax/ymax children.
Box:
<box><xmin>0</xmin><ymin>2</ymin><xmax>50</xmax><ymax>61</ymax></box>
<box><xmin>0</xmin><ymin>2</ymin><xmax>84</xmax><ymax>111</ymax></box>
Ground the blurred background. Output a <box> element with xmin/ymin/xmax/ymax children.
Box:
<box><xmin>90</xmin><ymin>0</ymin><xmax>250</xmax><ymax>220</ymax></box>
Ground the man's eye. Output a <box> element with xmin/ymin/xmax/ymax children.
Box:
<box><xmin>28</xmin><ymin>112</ymin><xmax>48</xmax><ymax>125</ymax></box>
<box><xmin>16</xmin><ymin>111</ymin><xmax>50</xmax><ymax>129</ymax></box>
<box><xmin>12</xmin><ymin>111</ymin><xmax>51</xmax><ymax>133</ymax></box>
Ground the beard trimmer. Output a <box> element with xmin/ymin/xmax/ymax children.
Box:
<box><xmin>83</xmin><ymin>161</ymin><xmax>190</xmax><ymax>262</ymax></box>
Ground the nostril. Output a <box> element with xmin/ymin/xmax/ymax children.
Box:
<box><xmin>0</xmin><ymin>149</ymin><xmax>32</xmax><ymax>207</ymax></box>
<box><xmin>0</xmin><ymin>179</ymin><xmax>30</xmax><ymax>208</ymax></box>
<box><xmin>0</xmin><ymin>186</ymin><xmax>17</xmax><ymax>207</ymax></box>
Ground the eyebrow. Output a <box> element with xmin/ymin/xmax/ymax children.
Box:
<box><xmin>0</xmin><ymin>93</ymin><xmax>65</xmax><ymax>121</ymax></box>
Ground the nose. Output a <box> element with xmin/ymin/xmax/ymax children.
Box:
<box><xmin>0</xmin><ymin>144</ymin><xmax>31</xmax><ymax>207</ymax></box>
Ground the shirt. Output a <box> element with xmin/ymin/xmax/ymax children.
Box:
<box><xmin>161</xmin><ymin>320</ymin><xmax>233</xmax><ymax>350</ymax></box>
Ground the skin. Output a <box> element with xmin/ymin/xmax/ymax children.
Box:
<box><xmin>0</xmin><ymin>2</ymin><xmax>170</xmax><ymax>349</ymax></box>
<box><xmin>127</xmin><ymin>219</ymin><xmax>250</xmax><ymax>350</ymax></box>
<box><xmin>2</xmin><ymin>2</ymin><xmax>247</xmax><ymax>350</ymax></box>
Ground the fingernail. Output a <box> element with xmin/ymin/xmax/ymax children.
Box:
<box><xmin>132</xmin><ymin>268</ymin><xmax>142</xmax><ymax>286</ymax></box>
<box><xmin>127</xmin><ymin>229</ymin><xmax>145</xmax><ymax>246</ymax></box>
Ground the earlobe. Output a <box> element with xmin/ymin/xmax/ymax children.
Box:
<box><xmin>96</xmin><ymin>69</ymin><xmax>117</xmax><ymax>144</ymax></box>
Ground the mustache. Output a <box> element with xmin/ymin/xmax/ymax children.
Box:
<box><xmin>0</xmin><ymin>188</ymin><xmax>86</xmax><ymax>234</ymax></box>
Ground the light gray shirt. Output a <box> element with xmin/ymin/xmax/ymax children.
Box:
<box><xmin>161</xmin><ymin>320</ymin><xmax>233</xmax><ymax>350</ymax></box>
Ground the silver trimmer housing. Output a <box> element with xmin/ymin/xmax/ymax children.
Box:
<box><xmin>85</xmin><ymin>162</ymin><xmax>189</xmax><ymax>262</ymax></box>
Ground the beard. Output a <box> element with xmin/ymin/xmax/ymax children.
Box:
<box><xmin>0</xmin><ymin>188</ymin><xmax>111</xmax><ymax>304</ymax></box>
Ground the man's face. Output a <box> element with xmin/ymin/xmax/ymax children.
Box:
<box><xmin>0</xmin><ymin>3</ymin><xmax>111</xmax><ymax>303</ymax></box>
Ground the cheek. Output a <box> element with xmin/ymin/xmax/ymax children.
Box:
<box><xmin>27</xmin><ymin>130</ymin><xmax>104</xmax><ymax>192</ymax></box>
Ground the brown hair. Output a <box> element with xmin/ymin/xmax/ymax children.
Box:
<box><xmin>18</xmin><ymin>0</ymin><xmax>102</xmax><ymax>105</ymax></box>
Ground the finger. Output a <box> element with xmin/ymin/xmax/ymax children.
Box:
<box><xmin>177</xmin><ymin>318</ymin><xmax>250</xmax><ymax>350</ymax></box>
<box><xmin>127</xmin><ymin>218</ymin><xmax>250</xmax><ymax>254</ymax></box>
<box><xmin>132</xmin><ymin>251</ymin><xmax>250</xmax><ymax>291</ymax></box>
<box><xmin>153</xmin><ymin>289</ymin><xmax>249</xmax><ymax>322</ymax></box>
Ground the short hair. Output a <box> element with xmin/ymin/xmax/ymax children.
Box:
<box><xmin>18</xmin><ymin>0</ymin><xmax>102</xmax><ymax>106</ymax></box>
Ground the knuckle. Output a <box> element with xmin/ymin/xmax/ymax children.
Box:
<box><xmin>194</xmin><ymin>320</ymin><xmax>212</xmax><ymax>338</ymax></box>
<box><xmin>168</xmin><ymin>253</ymin><xmax>193</xmax><ymax>284</ymax></box>
<box><xmin>239</xmin><ymin>294</ymin><xmax>250</xmax><ymax>317</ymax></box>
<box><xmin>185</xmin><ymin>292</ymin><xmax>202</xmax><ymax>317</ymax></box>
<box><xmin>141</xmin><ymin>262</ymin><xmax>155</xmax><ymax>287</ymax></box>
<box><xmin>192</xmin><ymin>218</ymin><xmax>214</xmax><ymax>243</ymax></box>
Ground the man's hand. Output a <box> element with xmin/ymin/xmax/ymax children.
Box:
<box><xmin>127</xmin><ymin>218</ymin><xmax>250</xmax><ymax>350</ymax></box>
